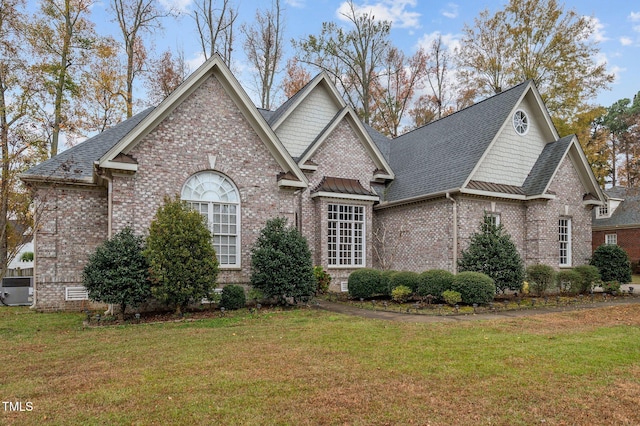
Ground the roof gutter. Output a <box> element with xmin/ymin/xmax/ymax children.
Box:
<box><xmin>374</xmin><ymin>189</ymin><xmax>461</xmax><ymax>210</ymax></box>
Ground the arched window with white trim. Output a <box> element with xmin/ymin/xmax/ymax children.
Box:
<box><xmin>181</xmin><ymin>171</ymin><xmax>240</xmax><ymax>267</ymax></box>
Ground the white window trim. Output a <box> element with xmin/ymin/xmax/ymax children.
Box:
<box><xmin>182</xmin><ymin>171</ymin><xmax>241</xmax><ymax>269</ymax></box>
<box><xmin>596</xmin><ymin>203</ymin><xmax>610</xmax><ymax>219</ymax></box>
<box><xmin>327</xmin><ymin>203</ymin><xmax>366</xmax><ymax>268</ymax></box>
<box><xmin>605</xmin><ymin>234</ymin><xmax>617</xmax><ymax>245</ymax></box>
<box><xmin>513</xmin><ymin>109</ymin><xmax>529</xmax><ymax>136</ymax></box>
<box><xmin>559</xmin><ymin>217</ymin><xmax>572</xmax><ymax>267</ymax></box>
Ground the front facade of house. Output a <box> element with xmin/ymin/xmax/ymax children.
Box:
<box><xmin>21</xmin><ymin>55</ymin><xmax>604</xmax><ymax>311</ymax></box>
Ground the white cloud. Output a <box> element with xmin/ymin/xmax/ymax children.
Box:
<box><xmin>584</xmin><ymin>16</ymin><xmax>608</xmax><ymax>43</ymax></box>
<box><xmin>629</xmin><ymin>11</ymin><xmax>640</xmax><ymax>22</ymax></box>
<box><xmin>620</xmin><ymin>36</ymin><xmax>633</xmax><ymax>46</ymax></box>
<box><xmin>186</xmin><ymin>51</ymin><xmax>206</xmax><ymax>72</ymax></box>
<box><xmin>159</xmin><ymin>0</ymin><xmax>192</xmax><ymax>14</ymax></box>
<box><xmin>336</xmin><ymin>0</ymin><xmax>421</xmax><ymax>29</ymax></box>
<box><xmin>416</xmin><ymin>31</ymin><xmax>460</xmax><ymax>54</ymax></box>
<box><xmin>635</xmin><ymin>25</ymin><xmax>640</xmax><ymax>33</ymax></box>
<box><xmin>441</xmin><ymin>3</ymin><xmax>459</xmax><ymax>19</ymax></box>
<box><xmin>285</xmin><ymin>0</ymin><xmax>306</xmax><ymax>8</ymax></box>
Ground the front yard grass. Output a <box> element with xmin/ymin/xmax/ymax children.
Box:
<box><xmin>1</xmin><ymin>304</ymin><xmax>640</xmax><ymax>425</ymax></box>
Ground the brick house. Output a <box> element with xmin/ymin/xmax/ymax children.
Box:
<box><xmin>593</xmin><ymin>187</ymin><xmax>640</xmax><ymax>267</ymax></box>
<box><xmin>21</xmin><ymin>54</ymin><xmax>605</xmax><ymax>311</ymax></box>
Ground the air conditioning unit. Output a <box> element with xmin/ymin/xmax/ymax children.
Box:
<box><xmin>0</xmin><ymin>277</ymin><xmax>33</xmax><ymax>306</ymax></box>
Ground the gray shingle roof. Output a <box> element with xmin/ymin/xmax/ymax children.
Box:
<box><xmin>363</xmin><ymin>122</ymin><xmax>391</xmax><ymax>160</ymax></box>
<box><xmin>594</xmin><ymin>187</ymin><xmax>640</xmax><ymax>228</ymax></box>
<box><xmin>21</xmin><ymin>108</ymin><xmax>154</xmax><ymax>183</ymax></box>
<box><xmin>522</xmin><ymin>135</ymin><xmax>573</xmax><ymax>195</ymax></box>
<box><xmin>382</xmin><ymin>81</ymin><xmax>531</xmax><ymax>202</ymax></box>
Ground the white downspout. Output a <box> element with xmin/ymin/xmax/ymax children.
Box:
<box><xmin>446</xmin><ymin>192</ymin><xmax>458</xmax><ymax>274</ymax></box>
<box><xmin>102</xmin><ymin>174</ymin><xmax>114</xmax><ymax>315</ymax></box>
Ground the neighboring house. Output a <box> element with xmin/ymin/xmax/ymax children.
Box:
<box><xmin>592</xmin><ymin>187</ymin><xmax>640</xmax><ymax>265</ymax></box>
<box><xmin>20</xmin><ymin>54</ymin><xmax>605</xmax><ymax>311</ymax></box>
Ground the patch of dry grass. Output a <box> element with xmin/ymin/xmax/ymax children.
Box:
<box><xmin>1</xmin><ymin>305</ymin><xmax>639</xmax><ymax>425</ymax></box>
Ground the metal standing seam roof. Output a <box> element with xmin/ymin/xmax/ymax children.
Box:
<box><xmin>594</xmin><ymin>187</ymin><xmax>640</xmax><ymax>228</ymax></box>
<box><xmin>20</xmin><ymin>108</ymin><xmax>154</xmax><ymax>183</ymax></box>
<box><xmin>381</xmin><ymin>81</ymin><xmax>531</xmax><ymax>202</ymax></box>
<box><xmin>311</xmin><ymin>176</ymin><xmax>377</xmax><ymax>196</ymax></box>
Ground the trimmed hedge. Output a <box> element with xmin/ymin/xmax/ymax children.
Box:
<box><xmin>389</xmin><ymin>271</ymin><xmax>421</xmax><ymax>293</ymax></box>
<box><xmin>380</xmin><ymin>270</ymin><xmax>397</xmax><ymax>296</ymax></box>
<box><xmin>526</xmin><ymin>264</ymin><xmax>556</xmax><ymax>296</ymax></box>
<box><xmin>573</xmin><ymin>265</ymin><xmax>601</xmax><ymax>294</ymax></box>
<box><xmin>348</xmin><ymin>268</ymin><xmax>383</xmax><ymax>299</ymax></box>
<box><xmin>220</xmin><ymin>285</ymin><xmax>246</xmax><ymax>310</ymax></box>
<box><xmin>391</xmin><ymin>285</ymin><xmax>412</xmax><ymax>303</ymax></box>
<box><xmin>450</xmin><ymin>271</ymin><xmax>495</xmax><ymax>304</ymax></box>
<box><xmin>556</xmin><ymin>269</ymin><xmax>582</xmax><ymax>296</ymax></box>
<box><xmin>417</xmin><ymin>269</ymin><xmax>454</xmax><ymax>300</ymax></box>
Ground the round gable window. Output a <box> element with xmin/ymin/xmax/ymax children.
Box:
<box><xmin>513</xmin><ymin>110</ymin><xmax>529</xmax><ymax>135</ymax></box>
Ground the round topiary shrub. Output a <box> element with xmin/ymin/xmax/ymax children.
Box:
<box><xmin>417</xmin><ymin>269</ymin><xmax>454</xmax><ymax>300</ymax></box>
<box><xmin>441</xmin><ymin>290</ymin><xmax>462</xmax><ymax>306</ymax></box>
<box><xmin>389</xmin><ymin>271</ymin><xmax>420</xmax><ymax>293</ymax></box>
<box><xmin>573</xmin><ymin>265</ymin><xmax>601</xmax><ymax>294</ymax></box>
<box><xmin>348</xmin><ymin>268</ymin><xmax>382</xmax><ymax>299</ymax></box>
<box><xmin>220</xmin><ymin>285</ymin><xmax>246</xmax><ymax>310</ymax></box>
<box><xmin>380</xmin><ymin>270</ymin><xmax>397</xmax><ymax>296</ymax></box>
<box><xmin>590</xmin><ymin>244</ymin><xmax>632</xmax><ymax>284</ymax></box>
<box><xmin>556</xmin><ymin>269</ymin><xmax>583</xmax><ymax>296</ymax></box>
<box><xmin>450</xmin><ymin>271</ymin><xmax>495</xmax><ymax>304</ymax></box>
<box><xmin>526</xmin><ymin>264</ymin><xmax>556</xmax><ymax>296</ymax></box>
<box><xmin>391</xmin><ymin>285</ymin><xmax>412</xmax><ymax>303</ymax></box>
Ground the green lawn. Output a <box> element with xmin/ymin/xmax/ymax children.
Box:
<box><xmin>1</xmin><ymin>305</ymin><xmax>640</xmax><ymax>425</ymax></box>
<box><xmin>632</xmin><ymin>274</ymin><xmax>640</xmax><ymax>284</ymax></box>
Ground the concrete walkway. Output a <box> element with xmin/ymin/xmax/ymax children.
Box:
<box><xmin>315</xmin><ymin>296</ymin><xmax>640</xmax><ymax>323</ymax></box>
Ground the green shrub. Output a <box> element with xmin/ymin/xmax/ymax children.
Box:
<box><xmin>601</xmin><ymin>281</ymin><xmax>621</xmax><ymax>294</ymax></box>
<box><xmin>573</xmin><ymin>265</ymin><xmax>601</xmax><ymax>294</ymax></box>
<box><xmin>347</xmin><ymin>269</ymin><xmax>383</xmax><ymax>299</ymax></box>
<box><xmin>526</xmin><ymin>264</ymin><xmax>556</xmax><ymax>296</ymax></box>
<box><xmin>441</xmin><ymin>290</ymin><xmax>462</xmax><ymax>306</ymax></box>
<box><xmin>389</xmin><ymin>271</ymin><xmax>420</xmax><ymax>293</ymax></box>
<box><xmin>313</xmin><ymin>266</ymin><xmax>331</xmax><ymax>294</ymax></box>
<box><xmin>556</xmin><ymin>269</ymin><xmax>583</xmax><ymax>296</ymax></box>
<box><xmin>391</xmin><ymin>285</ymin><xmax>412</xmax><ymax>303</ymax></box>
<box><xmin>220</xmin><ymin>285</ymin><xmax>246</xmax><ymax>310</ymax></box>
<box><xmin>145</xmin><ymin>196</ymin><xmax>219</xmax><ymax>315</ymax></box>
<box><xmin>83</xmin><ymin>227</ymin><xmax>150</xmax><ymax>319</ymax></box>
<box><xmin>590</xmin><ymin>244</ymin><xmax>632</xmax><ymax>284</ymax></box>
<box><xmin>380</xmin><ymin>270</ymin><xmax>397</xmax><ymax>296</ymax></box>
<box><xmin>450</xmin><ymin>271</ymin><xmax>495</xmax><ymax>304</ymax></box>
<box><xmin>457</xmin><ymin>214</ymin><xmax>524</xmax><ymax>293</ymax></box>
<box><xmin>250</xmin><ymin>217</ymin><xmax>315</xmax><ymax>304</ymax></box>
<box><xmin>418</xmin><ymin>269</ymin><xmax>454</xmax><ymax>300</ymax></box>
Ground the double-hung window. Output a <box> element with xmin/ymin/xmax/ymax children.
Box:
<box><xmin>328</xmin><ymin>204</ymin><xmax>364</xmax><ymax>266</ymax></box>
<box><xmin>558</xmin><ymin>218</ymin><xmax>571</xmax><ymax>267</ymax></box>
<box><xmin>182</xmin><ymin>171</ymin><xmax>240</xmax><ymax>267</ymax></box>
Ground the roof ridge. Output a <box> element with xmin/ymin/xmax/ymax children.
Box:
<box><xmin>397</xmin><ymin>80</ymin><xmax>531</xmax><ymax>140</ymax></box>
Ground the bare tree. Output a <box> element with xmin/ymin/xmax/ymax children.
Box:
<box><xmin>110</xmin><ymin>0</ymin><xmax>169</xmax><ymax>118</ymax></box>
<box><xmin>191</xmin><ymin>0</ymin><xmax>237</xmax><ymax>65</ymax></box>
<box><xmin>293</xmin><ymin>0</ymin><xmax>391</xmax><ymax>125</ymax></box>
<box><xmin>372</xmin><ymin>47</ymin><xmax>427</xmax><ymax>137</ymax></box>
<box><xmin>145</xmin><ymin>49</ymin><xmax>189</xmax><ymax>104</ymax></box>
<box><xmin>241</xmin><ymin>0</ymin><xmax>284</xmax><ymax>109</ymax></box>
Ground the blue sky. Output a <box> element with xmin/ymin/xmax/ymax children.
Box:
<box><xmin>90</xmin><ymin>0</ymin><xmax>639</xmax><ymax>108</ymax></box>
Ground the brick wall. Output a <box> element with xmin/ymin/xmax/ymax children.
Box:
<box><xmin>33</xmin><ymin>185</ymin><xmax>109</xmax><ymax>311</ymax></box>
<box><xmin>593</xmin><ymin>228</ymin><xmax>640</xmax><ymax>262</ymax></box>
